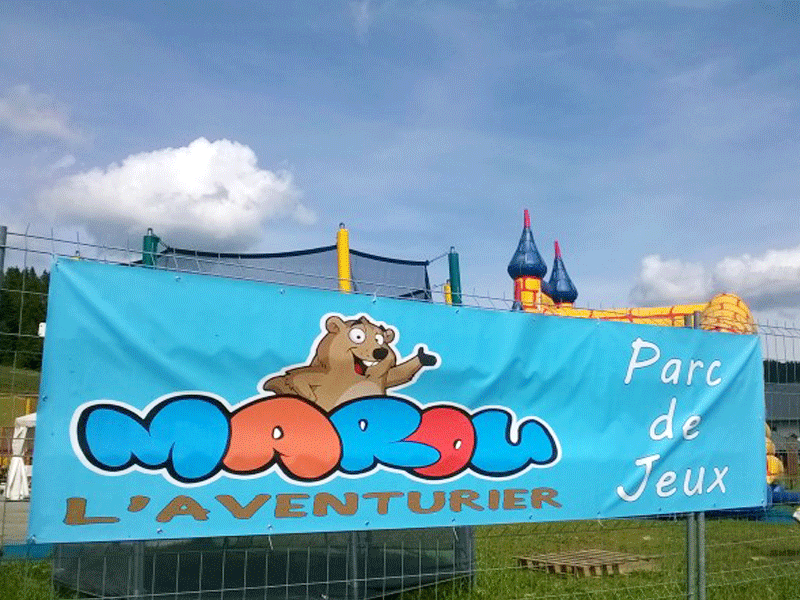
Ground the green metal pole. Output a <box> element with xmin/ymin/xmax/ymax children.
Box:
<box><xmin>142</xmin><ymin>228</ymin><xmax>160</xmax><ymax>266</ymax></box>
<box><xmin>448</xmin><ymin>247</ymin><xmax>462</xmax><ymax>306</ymax></box>
<box><xmin>0</xmin><ymin>225</ymin><xmax>6</xmax><ymax>290</ymax></box>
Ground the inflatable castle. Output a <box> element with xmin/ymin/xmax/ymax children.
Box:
<box><xmin>505</xmin><ymin>211</ymin><xmax>800</xmax><ymax>520</ymax></box>
<box><xmin>507</xmin><ymin>209</ymin><xmax>756</xmax><ymax>333</ymax></box>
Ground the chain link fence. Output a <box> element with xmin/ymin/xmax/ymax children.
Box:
<box><xmin>1</xmin><ymin>227</ymin><xmax>799</xmax><ymax>600</ymax></box>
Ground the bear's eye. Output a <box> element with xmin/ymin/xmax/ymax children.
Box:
<box><xmin>359</xmin><ymin>419</ymin><xmax>368</xmax><ymax>431</ymax></box>
<box><xmin>349</xmin><ymin>328</ymin><xmax>366</xmax><ymax>344</ymax></box>
<box><xmin>375</xmin><ymin>333</ymin><xmax>385</xmax><ymax>346</ymax></box>
<box><xmin>272</xmin><ymin>426</ymin><xmax>284</xmax><ymax>440</ymax></box>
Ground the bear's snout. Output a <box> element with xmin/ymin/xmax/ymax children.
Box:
<box><xmin>373</xmin><ymin>348</ymin><xmax>389</xmax><ymax>360</ymax></box>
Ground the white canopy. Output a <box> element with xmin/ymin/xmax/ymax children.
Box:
<box><xmin>5</xmin><ymin>412</ymin><xmax>36</xmax><ymax>501</ymax></box>
<box><xmin>14</xmin><ymin>413</ymin><xmax>36</xmax><ymax>429</ymax></box>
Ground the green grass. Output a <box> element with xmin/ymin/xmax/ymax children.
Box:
<box><xmin>0</xmin><ymin>561</ymin><xmax>58</xmax><ymax>600</ymax></box>
<box><xmin>2</xmin><ymin>518</ymin><xmax>800</xmax><ymax>599</ymax></box>
<box><xmin>399</xmin><ymin>518</ymin><xmax>800</xmax><ymax>600</ymax></box>
<box><xmin>0</xmin><ymin>365</ymin><xmax>39</xmax><ymax>430</ymax></box>
<box><xmin>0</xmin><ymin>365</ymin><xmax>40</xmax><ymax>396</ymax></box>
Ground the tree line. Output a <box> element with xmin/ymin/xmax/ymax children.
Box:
<box><xmin>0</xmin><ymin>267</ymin><xmax>49</xmax><ymax>370</ymax></box>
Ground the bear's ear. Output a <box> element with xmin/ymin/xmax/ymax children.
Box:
<box><xmin>326</xmin><ymin>315</ymin><xmax>346</xmax><ymax>333</ymax></box>
<box><xmin>382</xmin><ymin>327</ymin><xmax>395</xmax><ymax>343</ymax></box>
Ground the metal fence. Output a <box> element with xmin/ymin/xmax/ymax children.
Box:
<box><xmin>2</xmin><ymin>227</ymin><xmax>800</xmax><ymax>600</ymax></box>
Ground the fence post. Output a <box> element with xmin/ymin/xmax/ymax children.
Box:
<box><xmin>686</xmin><ymin>511</ymin><xmax>697</xmax><ymax>600</ymax></box>
<box><xmin>684</xmin><ymin>311</ymin><xmax>707</xmax><ymax>600</ymax></box>
<box><xmin>142</xmin><ymin>228</ymin><xmax>159</xmax><ymax>267</ymax></box>
<box><xmin>0</xmin><ymin>225</ymin><xmax>7</xmax><ymax>290</ymax></box>
<box><xmin>447</xmin><ymin>247</ymin><xmax>462</xmax><ymax>305</ymax></box>
<box><xmin>684</xmin><ymin>314</ymin><xmax>698</xmax><ymax>600</ymax></box>
<box><xmin>697</xmin><ymin>511</ymin><xmax>706</xmax><ymax>599</ymax></box>
<box><xmin>337</xmin><ymin>223</ymin><xmax>352</xmax><ymax>293</ymax></box>
<box><xmin>693</xmin><ymin>310</ymin><xmax>707</xmax><ymax>600</ymax></box>
<box><xmin>349</xmin><ymin>531</ymin><xmax>359</xmax><ymax>598</ymax></box>
<box><xmin>132</xmin><ymin>541</ymin><xmax>145</xmax><ymax>599</ymax></box>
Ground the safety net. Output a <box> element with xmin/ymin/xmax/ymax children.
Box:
<box><xmin>152</xmin><ymin>245</ymin><xmax>431</xmax><ymax>300</ymax></box>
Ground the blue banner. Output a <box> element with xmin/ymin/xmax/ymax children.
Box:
<box><xmin>30</xmin><ymin>259</ymin><xmax>766</xmax><ymax>543</ymax></box>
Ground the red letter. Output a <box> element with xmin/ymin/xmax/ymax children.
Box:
<box><xmin>224</xmin><ymin>396</ymin><xmax>341</xmax><ymax>480</ymax></box>
<box><xmin>406</xmin><ymin>406</ymin><xmax>475</xmax><ymax>478</ymax></box>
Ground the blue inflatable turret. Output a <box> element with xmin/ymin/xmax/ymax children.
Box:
<box><xmin>507</xmin><ymin>209</ymin><xmax>547</xmax><ymax>280</ymax></box>
<box><xmin>548</xmin><ymin>241</ymin><xmax>578</xmax><ymax>305</ymax></box>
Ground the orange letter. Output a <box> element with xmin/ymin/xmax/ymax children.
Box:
<box><xmin>216</xmin><ymin>494</ymin><xmax>271</xmax><ymax>519</ymax></box>
<box><xmin>224</xmin><ymin>396</ymin><xmax>341</xmax><ymax>480</ymax></box>
<box><xmin>313</xmin><ymin>493</ymin><xmax>358</xmax><ymax>517</ymax></box>
<box><xmin>156</xmin><ymin>496</ymin><xmax>210</xmax><ymax>523</ymax></box>
<box><xmin>64</xmin><ymin>498</ymin><xmax>119</xmax><ymax>525</ymax></box>
<box><xmin>408</xmin><ymin>491</ymin><xmax>446</xmax><ymax>514</ymax></box>
<box><xmin>363</xmin><ymin>492</ymin><xmax>403</xmax><ymax>515</ymax></box>
<box><xmin>275</xmin><ymin>494</ymin><xmax>309</xmax><ymax>518</ymax></box>
<box><xmin>449</xmin><ymin>490</ymin><xmax>483</xmax><ymax>512</ymax></box>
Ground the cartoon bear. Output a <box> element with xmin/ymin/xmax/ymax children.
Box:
<box><xmin>260</xmin><ymin>314</ymin><xmax>437</xmax><ymax>411</ymax></box>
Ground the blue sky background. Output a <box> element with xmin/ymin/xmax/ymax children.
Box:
<box><xmin>1</xmin><ymin>0</ymin><xmax>799</xmax><ymax>319</ymax></box>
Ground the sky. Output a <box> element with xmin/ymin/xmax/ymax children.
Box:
<box><xmin>1</xmin><ymin>0</ymin><xmax>799</xmax><ymax>323</ymax></box>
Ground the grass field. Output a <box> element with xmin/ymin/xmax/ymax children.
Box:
<box><xmin>2</xmin><ymin>516</ymin><xmax>800</xmax><ymax>599</ymax></box>
<box><xmin>0</xmin><ymin>365</ymin><xmax>39</xmax><ymax>430</ymax></box>
<box><xmin>401</xmin><ymin>517</ymin><xmax>800</xmax><ymax>600</ymax></box>
<box><xmin>478</xmin><ymin>517</ymin><xmax>800</xmax><ymax>600</ymax></box>
<box><xmin>0</xmin><ymin>365</ymin><xmax>40</xmax><ymax>396</ymax></box>
<box><xmin>0</xmin><ymin>561</ymin><xmax>54</xmax><ymax>600</ymax></box>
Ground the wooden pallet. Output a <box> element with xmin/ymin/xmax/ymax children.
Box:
<box><xmin>516</xmin><ymin>549</ymin><xmax>658</xmax><ymax>577</ymax></box>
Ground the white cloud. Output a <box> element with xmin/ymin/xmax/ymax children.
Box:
<box><xmin>46</xmin><ymin>154</ymin><xmax>76</xmax><ymax>175</ymax></box>
<box><xmin>49</xmin><ymin>154</ymin><xmax>76</xmax><ymax>170</ymax></box>
<box><xmin>629</xmin><ymin>255</ymin><xmax>710</xmax><ymax>305</ymax></box>
<box><xmin>349</xmin><ymin>0</ymin><xmax>372</xmax><ymax>40</ymax></box>
<box><xmin>630</xmin><ymin>245</ymin><xmax>800</xmax><ymax>310</ymax></box>
<box><xmin>38</xmin><ymin>138</ymin><xmax>315</xmax><ymax>249</ymax></box>
<box><xmin>0</xmin><ymin>84</ymin><xmax>84</xmax><ymax>144</ymax></box>
<box><xmin>715</xmin><ymin>246</ymin><xmax>800</xmax><ymax>308</ymax></box>
<box><xmin>25</xmin><ymin>153</ymin><xmax>78</xmax><ymax>180</ymax></box>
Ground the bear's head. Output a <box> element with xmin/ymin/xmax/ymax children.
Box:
<box><xmin>318</xmin><ymin>315</ymin><xmax>397</xmax><ymax>378</ymax></box>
